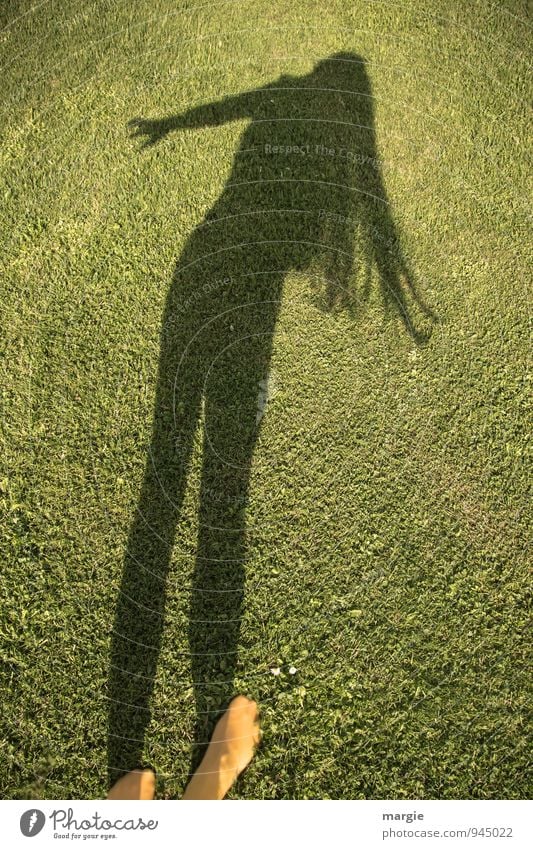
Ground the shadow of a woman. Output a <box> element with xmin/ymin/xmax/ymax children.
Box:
<box><xmin>107</xmin><ymin>51</ymin><xmax>435</xmax><ymax>787</ymax></box>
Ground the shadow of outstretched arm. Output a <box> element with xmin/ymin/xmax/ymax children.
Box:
<box><xmin>129</xmin><ymin>89</ymin><xmax>257</xmax><ymax>147</ymax></box>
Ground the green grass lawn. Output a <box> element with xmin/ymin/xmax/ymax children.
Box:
<box><xmin>0</xmin><ymin>0</ymin><xmax>531</xmax><ymax>799</ymax></box>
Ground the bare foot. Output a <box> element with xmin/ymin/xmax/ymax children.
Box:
<box><xmin>107</xmin><ymin>768</ymin><xmax>155</xmax><ymax>800</ymax></box>
<box><xmin>183</xmin><ymin>696</ymin><xmax>261</xmax><ymax>800</ymax></box>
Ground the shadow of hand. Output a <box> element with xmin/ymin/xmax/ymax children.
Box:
<box><xmin>128</xmin><ymin>117</ymin><xmax>173</xmax><ymax>148</ymax></box>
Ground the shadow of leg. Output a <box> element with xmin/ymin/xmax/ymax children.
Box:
<box><xmin>107</xmin><ymin>355</ymin><xmax>201</xmax><ymax>783</ymax></box>
<box><xmin>188</xmin><ymin>322</ymin><xmax>272</xmax><ymax>772</ymax></box>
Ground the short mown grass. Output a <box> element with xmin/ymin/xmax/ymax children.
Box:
<box><xmin>0</xmin><ymin>0</ymin><xmax>531</xmax><ymax>799</ymax></box>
